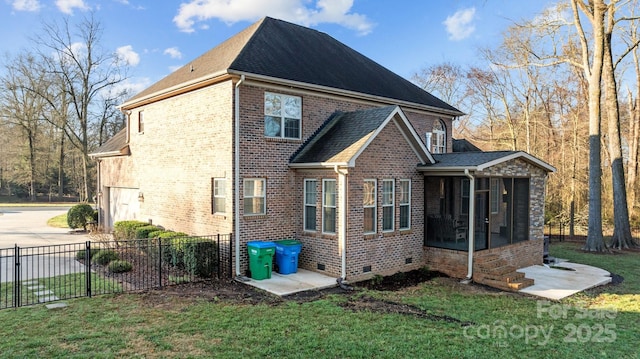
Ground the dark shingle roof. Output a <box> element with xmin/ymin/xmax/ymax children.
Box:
<box><xmin>89</xmin><ymin>129</ymin><xmax>129</xmax><ymax>157</ymax></box>
<box><xmin>420</xmin><ymin>151</ymin><xmax>556</xmax><ymax>172</ymax></box>
<box><xmin>290</xmin><ymin>106</ymin><xmax>398</xmax><ymax>164</ymax></box>
<box><xmin>125</xmin><ymin>17</ymin><xmax>462</xmax><ymax>114</ymax></box>
<box><xmin>452</xmin><ymin>138</ymin><xmax>482</xmax><ymax>152</ymax></box>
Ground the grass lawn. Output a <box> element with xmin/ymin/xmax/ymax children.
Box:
<box><xmin>0</xmin><ymin>241</ymin><xmax>637</xmax><ymax>358</ymax></box>
<box><xmin>47</xmin><ymin>213</ymin><xmax>69</xmax><ymax>228</ymax></box>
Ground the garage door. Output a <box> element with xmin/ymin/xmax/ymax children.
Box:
<box><xmin>108</xmin><ymin>187</ymin><xmax>141</xmax><ymax>229</ymax></box>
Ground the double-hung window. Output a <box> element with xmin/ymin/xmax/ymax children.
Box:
<box><xmin>304</xmin><ymin>179</ymin><xmax>317</xmax><ymax>231</ymax></box>
<box><xmin>322</xmin><ymin>179</ymin><xmax>336</xmax><ymax>234</ymax></box>
<box><xmin>382</xmin><ymin>179</ymin><xmax>395</xmax><ymax>232</ymax></box>
<box><xmin>264</xmin><ymin>92</ymin><xmax>301</xmax><ymax>139</ymax></box>
<box><xmin>363</xmin><ymin>179</ymin><xmax>376</xmax><ymax>234</ymax></box>
<box><xmin>212</xmin><ymin>178</ymin><xmax>225</xmax><ymax>214</ymax></box>
<box><xmin>243</xmin><ymin>178</ymin><xmax>265</xmax><ymax>215</ymax></box>
<box><xmin>399</xmin><ymin>179</ymin><xmax>411</xmax><ymax>230</ymax></box>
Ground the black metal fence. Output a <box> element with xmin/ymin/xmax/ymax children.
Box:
<box><xmin>0</xmin><ymin>234</ymin><xmax>233</xmax><ymax>310</ymax></box>
<box><xmin>545</xmin><ymin>223</ymin><xmax>640</xmax><ymax>243</ymax></box>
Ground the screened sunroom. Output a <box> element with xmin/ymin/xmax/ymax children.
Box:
<box><xmin>419</xmin><ymin>151</ymin><xmax>555</xmax><ymax>252</ymax></box>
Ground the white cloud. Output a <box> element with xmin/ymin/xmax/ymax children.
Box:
<box><xmin>163</xmin><ymin>47</ymin><xmax>183</xmax><ymax>59</ymax></box>
<box><xmin>443</xmin><ymin>7</ymin><xmax>476</xmax><ymax>41</ymax></box>
<box><xmin>55</xmin><ymin>0</ymin><xmax>89</xmax><ymax>14</ymax></box>
<box><xmin>12</xmin><ymin>0</ymin><xmax>41</xmax><ymax>11</ymax></box>
<box><xmin>173</xmin><ymin>0</ymin><xmax>374</xmax><ymax>35</ymax></box>
<box><xmin>116</xmin><ymin>45</ymin><xmax>140</xmax><ymax>66</ymax></box>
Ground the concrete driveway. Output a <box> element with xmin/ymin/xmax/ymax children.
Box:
<box><xmin>0</xmin><ymin>207</ymin><xmax>90</xmax><ymax>247</ymax></box>
<box><xmin>0</xmin><ymin>207</ymin><xmax>90</xmax><ymax>283</ymax></box>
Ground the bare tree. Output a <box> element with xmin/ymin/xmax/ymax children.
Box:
<box><xmin>33</xmin><ymin>14</ymin><xmax>128</xmax><ymax>201</ymax></box>
<box><xmin>0</xmin><ymin>53</ymin><xmax>50</xmax><ymax>201</ymax></box>
<box><xmin>602</xmin><ymin>1</ymin><xmax>639</xmax><ymax>248</ymax></box>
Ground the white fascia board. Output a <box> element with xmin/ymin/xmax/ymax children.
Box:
<box><xmin>477</xmin><ymin>151</ymin><xmax>556</xmax><ymax>172</ymax></box>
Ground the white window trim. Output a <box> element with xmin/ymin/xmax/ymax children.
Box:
<box><xmin>432</xmin><ymin>119</ymin><xmax>446</xmax><ymax>153</ymax></box>
<box><xmin>243</xmin><ymin>178</ymin><xmax>266</xmax><ymax>216</ymax></box>
<box><xmin>382</xmin><ymin>179</ymin><xmax>395</xmax><ymax>232</ymax></box>
<box><xmin>213</xmin><ymin>178</ymin><xmax>226</xmax><ymax>214</ymax></box>
<box><xmin>264</xmin><ymin>92</ymin><xmax>302</xmax><ymax>140</ymax></box>
<box><xmin>322</xmin><ymin>179</ymin><xmax>337</xmax><ymax>234</ymax></box>
<box><xmin>399</xmin><ymin>179</ymin><xmax>411</xmax><ymax>230</ymax></box>
<box><xmin>363</xmin><ymin>179</ymin><xmax>377</xmax><ymax>235</ymax></box>
<box><xmin>304</xmin><ymin>179</ymin><xmax>317</xmax><ymax>232</ymax></box>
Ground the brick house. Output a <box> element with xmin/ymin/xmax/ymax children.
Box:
<box><xmin>90</xmin><ymin>17</ymin><xmax>555</xmax><ymax>288</ymax></box>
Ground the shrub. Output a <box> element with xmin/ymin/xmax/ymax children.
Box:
<box><xmin>183</xmin><ymin>240</ymin><xmax>218</xmax><ymax>277</ymax></box>
<box><xmin>113</xmin><ymin>220</ymin><xmax>148</xmax><ymax>240</ymax></box>
<box><xmin>108</xmin><ymin>260</ymin><xmax>133</xmax><ymax>273</ymax></box>
<box><xmin>67</xmin><ymin>204</ymin><xmax>95</xmax><ymax>231</ymax></box>
<box><xmin>92</xmin><ymin>250</ymin><xmax>120</xmax><ymax>265</ymax></box>
<box><xmin>135</xmin><ymin>225</ymin><xmax>161</xmax><ymax>239</ymax></box>
<box><xmin>75</xmin><ymin>248</ymin><xmax>100</xmax><ymax>260</ymax></box>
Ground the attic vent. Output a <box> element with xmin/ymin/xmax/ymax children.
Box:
<box><xmin>190</xmin><ymin>64</ymin><xmax>194</xmax><ymax>72</ymax></box>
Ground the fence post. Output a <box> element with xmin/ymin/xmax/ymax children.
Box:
<box><xmin>216</xmin><ymin>234</ymin><xmax>221</xmax><ymax>279</ymax></box>
<box><xmin>158</xmin><ymin>237</ymin><xmax>162</xmax><ymax>289</ymax></box>
<box><xmin>229</xmin><ymin>233</ymin><xmax>233</xmax><ymax>279</ymax></box>
<box><xmin>86</xmin><ymin>241</ymin><xmax>92</xmax><ymax>298</ymax></box>
<box><xmin>14</xmin><ymin>245</ymin><xmax>20</xmax><ymax>308</ymax></box>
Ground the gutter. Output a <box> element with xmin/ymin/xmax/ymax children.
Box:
<box><xmin>234</xmin><ymin>74</ymin><xmax>245</xmax><ymax>277</ymax></box>
<box><xmin>462</xmin><ymin>169</ymin><xmax>476</xmax><ymax>283</ymax></box>
<box><xmin>334</xmin><ymin>165</ymin><xmax>348</xmax><ymax>281</ymax></box>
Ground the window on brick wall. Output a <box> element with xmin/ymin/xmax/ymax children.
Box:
<box><xmin>382</xmin><ymin>179</ymin><xmax>395</xmax><ymax>232</ymax></box>
<box><xmin>212</xmin><ymin>178</ymin><xmax>225</xmax><ymax>214</ymax></box>
<box><xmin>243</xmin><ymin>178</ymin><xmax>265</xmax><ymax>215</ymax></box>
<box><xmin>264</xmin><ymin>92</ymin><xmax>301</xmax><ymax>139</ymax></box>
<box><xmin>323</xmin><ymin>179</ymin><xmax>336</xmax><ymax>234</ymax></box>
<box><xmin>399</xmin><ymin>179</ymin><xmax>411</xmax><ymax>230</ymax></box>
<box><xmin>138</xmin><ymin>111</ymin><xmax>144</xmax><ymax>133</ymax></box>
<box><xmin>363</xmin><ymin>179</ymin><xmax>376</xmax><ymax>234</ymax></box>
<box><xmin>432</xmin><ymin>119</ymin><xmax>446</xmax><ymax>153</ymax></box>
<box><xmin>304</xmin><ymin>179</ymin><xmax>317</xmax><ymax>231</ymax></box>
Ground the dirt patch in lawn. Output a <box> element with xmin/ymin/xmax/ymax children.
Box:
<box><xmin>129</xmin><ymin>269</ymin><xmax>474</xmax><ymax>326</ymax></box>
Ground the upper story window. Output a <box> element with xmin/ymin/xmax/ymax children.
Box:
<box><xmin>264</xmin><ymin>92</ymin><xmax>301</xmax><ymax>139</ymax></box>
<box><xmin>138</xmin><ymin>111</ymin><xmax>144</xmax><ymax>133</ymax></box>
<box><xmin>431</xmin><ymin>119</ymin><xmax>446</xmax><ymax>153</ymax></box>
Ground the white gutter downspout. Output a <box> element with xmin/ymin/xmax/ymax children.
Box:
<box><xmin>334</xmin><ymin>165</ymin><xmax>348</xmax><ymax>281</ymax></box>
<box><xmin>463</xmin><ymin>169</ymin><xmax>476</xmax><ymax>282</ymax></box>
<box><xmin>234</xmin><ymin>75</ymin><xmax>245</xmax><ymax>277</ymax></box>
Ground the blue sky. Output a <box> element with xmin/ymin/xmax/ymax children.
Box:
<box><xmin>2</xmin><ymin>0</ymin><xmax>554</xmax><ymax>96</ymax></box>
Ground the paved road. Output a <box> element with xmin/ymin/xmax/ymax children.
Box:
<box><xmin>0</xmin><ymin>207</ymin><xmax>90</xmax><ymax>247</ymax></box>
<box><xmin>0</xmin><ymin>207</ymin><xmax>90</xmax><ymax>283</ymax></box>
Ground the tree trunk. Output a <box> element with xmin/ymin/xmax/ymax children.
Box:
<box><xmin>603</xmin><ymin>12</ymin><xmax>636</xmax><ymax>249</ymax></box>
<box><xmin>58</xmin><ymin>130</ymin><xmax>64</xmax><ymax>198</ymax></box>
<box><xmin>572</xmin><ymin>0</ymin><xmax>607</xmax><ymax>251</ymax></box>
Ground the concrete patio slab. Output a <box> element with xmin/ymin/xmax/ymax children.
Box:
<box><xmin>243</xmin><ymin>269</ymin><xmax>337</xmax><ymax>296</ymax></box>
<box><xmin>518</xmin><ymin>261</ymin><xmax>612</xmax><ymax>300</ymax></box>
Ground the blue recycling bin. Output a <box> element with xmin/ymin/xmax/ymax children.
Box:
<box><xmin>247</xmin><ymin>241</ymin><xmax>276</xmax><ymax>280</ymax></box>
<box><xmin>274</xmin><ymin>239</ymin><xmax>303</xmax><ymax>274</ymax></box>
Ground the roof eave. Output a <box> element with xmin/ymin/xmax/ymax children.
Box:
<box><xmin>120</xmin><ymin>71</ymin><xmax>232</xmax><ymax>110</ymax></box>
<box><xmin>229</xmin><ymin>70</ymin><xmax>465</xmax><ymax>117</ymax></box>
<box><xmin>289</xmin><ymin>162</ymin><xmax>350</xmax><ymax>169</ymax></box>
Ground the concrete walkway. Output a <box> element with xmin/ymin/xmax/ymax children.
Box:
<box><xmin>243</xmin><ymin>269</ymin><xmax>337</xmax><ymax>296</ymax></box>
<box><xmin>518</xmin><ymin>261</ymin><xmax>612</xmax><ymax>300</ymax></box>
